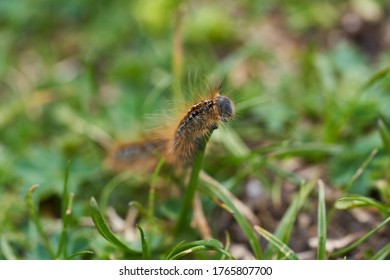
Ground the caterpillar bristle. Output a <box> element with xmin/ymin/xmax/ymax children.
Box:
<box><xmin>106</xmin><ymin>86</ymin><xmax>235</xmax><ymax>171</ymax></box>
<box><xmin>106</xmin><ymin>139</ymin><xmax>169</xmax><ymax>172</ymax></box>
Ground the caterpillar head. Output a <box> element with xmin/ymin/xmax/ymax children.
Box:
<box><xmin>215</xmin><ymin>96</ymin><xmax>234</xmax><ymax>122</ymax></box>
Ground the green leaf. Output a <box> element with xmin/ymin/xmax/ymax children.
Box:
<box><xmin>99</xmin><ymin>172</ymin><xmax>135</xmax><ymax>214</ymax></box>
<box><xmin>270</xmin><ymin>143</ymin><xmax>342</xmax><ymax>158</ymax></box>
<box><xmin>317</xmin><ymin>180</ymin><xmax>327</xmax><ymax>260</ymax></box>
<box><xmin>254</xmin><ymin>225</ymin><xmax>298</xmax><ymax>260</ymax></box>
<box><xmin>166</xmin><ymin>239</ymin><xmax>233</xmax><ymax>260</ymax></box>
<box><xmin>378</xmin><ymin>119</ymin><xmax>390</xmax><ymax>157</ymax></box>
<box><xmin>61</xmin><ymin>160</ymin><xmax>71</xmax><ymax>218</ymax></box>
<box><xmin>89</xmin><ymin>197</ymin><xmax>140</xmax><ymax>254</ymax></box>
<box><xmin>148</xmin><ymin>157</ymin><xmax>165</xmax><ymax>228</ymax></box>
<box><xmin>360</xmin><ymin>65</ymin><xmax>390</xmax><ymax>92</ymax></box>
<box><xmin>175</xmin><ymin>133</ymin><xmax>211</xmax><ymax>234</ymax></box>
<box><xmin>371</xmin><ymin>242</ymin><xmax>390</xmax><ymax>260</ymax></box>
<box><xmin>331</xmin><ymin>216</ymin><xmax>390</xmax><ymax>258</ymax></box>
<box><xmin>56</xmin><ymin>161</ymin><xmax>72</xmax><ymax>259</ymax></box>
<box><xmin>56</xmin><ymin>192</ymin><xmax>74</xmax><ymax>259</ymax></box>
<box><xmin>199</xmin><ymin>172</ymin><xmax>262</xmax><ymax>259</ymax></box>
<box><xmin>25</xmin><ymin>184</ymin><xmax>55</xmax><ymax>259</ymax></box>
<box><xmin>264</xmin><ymin>179</ymin><xmax>316</xmax><ymax>259</ymax></box>
<box><xmin>137</xmin><ymin>225</ymin><xmax>150</xmax><ymax>260</ymax></box>
<box><xmin>68</xmin><ymin>251</ymin><xmax>94</xmax><ymax>259</ymax></box>
<box><xmin>336</xmin><ymin>196</ymin><xmax>389</xmax><ymax>216</ymax></box>
<box><xmin>0</xmin><ymin>237</ymin><xmax>17</xmax><ymax>260</ymax></box>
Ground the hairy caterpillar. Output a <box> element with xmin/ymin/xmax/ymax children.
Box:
<box><xmin>170</xmin><ymin>87</ymin><xmax>234</xmax><ymax>164</ymax></box>
<box><xmin>106</xmin><ymin>139</ymin><xmax>169</xmax><ymax>171</ymax></box>
<box><xmin>106</xmin><ymin>86</ymin><xmax>234</xmax><ymax>171</ymax></box>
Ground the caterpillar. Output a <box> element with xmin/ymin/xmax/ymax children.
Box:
<box><xmin>106</xmin><ymin>138</ymin><xmax>169</xmax><ymax>171</ymax></box>
<box><xmin>106</xmin><ymin>86</ymin><xmax>234</xmax><ymax>171</ymax></box>
<box><xmin>170</xmin><ymin>87</ymin><xmax>234</xmax><ymax>164</ymax></box>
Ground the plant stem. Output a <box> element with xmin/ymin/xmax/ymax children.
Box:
<box><xmin>26</xmin><ymin>185</ymin><xmax>55</xmax><ymax>259</ymax></box>
<box><xmin>175</xmin><ymin>134</ymin><xmax>210</xmax><ymax>234</ymax></box>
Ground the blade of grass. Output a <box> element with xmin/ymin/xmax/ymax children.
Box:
<box><xmin>136</xmin><ymin>225</ymin><xmax>150</xmax><ymax>260</ymax></box>
<box><xmin>359</xmin><ymin>64</ymin><xmax>390</xmax><ymax>92</ymax></box>
<box><xmin>56</xmin><ymin>192</ymin><xmax>74</xmax><ymax>259</ymax></box>
<box><xmin>378</xmin><ymin>119</ymin><xmax>390</xmax><ymax>156</ymax></box>
<box><xmin>331</xmin><ymin>216</ymin><xmax>390</xmax><ymax>258</ymax></box>
<box><xmin>165</xmin><ymin>240</ymin><xmax>185</xmax><ymax>260</ymax></box>
<box><xmin>199</xmin><ymin>171</ymin><xmax>262</xmax><ymax>259</ymax></box>
<box><xmin>99</xmin><ymin>172</ymin><xmax>134</xmax><ymax>214</ymax></box>
<box><xmin>254</xmin><ymin>225</ymin><xmax>299</xmax><ymax>260</ymax></box>
<box><xmin>169</xmin><ymin>245</ymin><xmax>208</xmax><ymax>259</ymax></box>
<box><xmin>336</xmin><ymin>196</ymin><xmax>389</xmax><ymax>216</ymax></box>
<box><xmin>371</xmin><ymin>242</ymin><xmax>390</xmax><ymax>260</ymax></box>
<box><xmin>54</xmin><ymin>105</ymin><xmax>112</xmax><ymax>150</ymax></box>
<box><xmin>317</xmin><ymin>180</ymin><xmax>327</xmax><ymax>260</ymax></box>
<box><xmin>56</xmin><ymin>161</ymin><xmax>72</xmax><ymax>259</ymax></box>
<box><xmin>61</xmin><ymin>160</ymin><xmax>71</xmax><ymax>218</ymax></box>
<box><xmin>264</xmin><ymin>161</ymin><xmax>305</xmax><ymax>186</ymax></box>
<box><xmin>344</xmin><ymin>148</ymin><xmax>378</xmax><ymax>193</ymax></box>
<box><xmin>0</xmin><ymin>237</ymin><xmax>17</xmax><ymax>260</ymax></box>
<box><xmin>68</xmin><ymin>250</ymin><xmax>94</xmax><ymax>259</ymax></box>
<box><xmin>25</xmin><ymin>185</ymin><xmax>55</xmax><ymax>259</ymax></box>
<box><xmin>264</xmin><ymin>179</ymin><xmax>316</xmax><ymax>259</ymax></box>
<box><xmin>175</xmin><ymin>134</ymin><xmax>211</xmax><ymax>234</ymax></box>
<box><xmin>221</xmin><ymin>231</ymin><xmax>231</xmax><ymax>260</ymax></box>
<box><xmin>327</xmin><ymin>148</ymin><xmax>378</xmax><ymax>223</ymax></box>
<box><xmin>269</xmin><ymin>143</ymin><xmax>342</xmax><ymax>158</ymax></box>
<box><xmin>166</xmin><ymin>239</ymin><xmax>233</xmax><ymax>260</ymax></box>
<box><xmin>89</xmin><ymin>197</ymin><xmax>140</xmax><ymax>254</ymax></box>
<box><xmin>128</xmin><ymin>201</ymin><xmax>147</xmax><ymax>216</ymax></box>
<box><xmin>148</xmin><ymin>157</ymin><xmax>165</xmax><ymax>228</ymax></box>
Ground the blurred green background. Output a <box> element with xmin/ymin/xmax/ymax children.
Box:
<box><xmin>1</xmin><ymin>0</ymin><xmax>390</xmax><ymax>259</ymax></box>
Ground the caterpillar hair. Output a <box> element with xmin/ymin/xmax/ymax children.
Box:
<box><xmin>106</xmin><ymin>85</ymin><xmax>235</xmax><ymax>171</ymax></box>
<box><xmin>170</xmin><ymin>87</ymin><xmax>234</xmax><ymax>164</ymax></box>
<box><xmin>106</xmin><ymin>138</ymin><xmax>168</xmax><ymax>172</ymax></box>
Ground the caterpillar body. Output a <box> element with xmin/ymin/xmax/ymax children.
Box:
<box><xmin>107</xmin><ymin>86</ymin><xmax>234</xmax><ymax>171</ymax></box>
<box><xmin>171</xmin><ymin>88</ymin><xmax>234</xmax><ymax>164</ymax></box>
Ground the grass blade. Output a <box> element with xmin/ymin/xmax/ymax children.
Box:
<box><xmin>148</xmin><ymin>157</ymin><xmax>165</xmax><ymax>228</ymax></box>
<box><xmin>0</xmin><ymin>237</ymin><xmax>17</xmax><ymax>260</ymax></box>
<box><xmin>269</xmin><ymin>143</ymin><xmax>342</xmax><ymax>158</ymax></box>
<box><xmin>335</xmin><ymin>196</ymin><xmax>389</xmax><ymax>216</ymax></box>
<box><xmin>68</xmin><ymin>250</ymin><xmax>94</xmax><ymax>259</ymax></box>
<box><xmin>317</xmin><ymin>180</ymin><xmax>327</xmax><ymax>260</ymax></box>
<box><xmin>165</xmin><ymin>240</ymin><xmax>185</xmax><ymax>260</ymax></box>
<box><xmin>169</xmin><ymin>245</ymin><xmax>207</xmax><ymax>259</ymax></box>
<box><xmin>61</xmin><ymin>161</ymin><xmax>71</xmax><ymax>218</ymax></box>
<box><xmin>25</xmin><ymin>184</ymin><xmax>55</xmax><ymax>259</ymax></box>
<box><xmin>331</xmin><ymin>216</ymin><xmax>390</xmax><ymax>258</ymax></box>
<box><xmin>166</xmin><ymin>239</ymin><xmax>233</xmax><ymax>260</ymax></box>
<box><xmin>89</xmin><ymin>197</ymin><xmax>140</xmax><ymax>254</ymax></box>
<box><xmin>199</xmin><ymin>172</ymin><xmax>262</xmax><ymax>259</ymax></box>
<box><xmin>378</xmin><ymin>119</ymin><xmax>390</xmax><ymax>157</ymax></box>
<box><xmin>344</xmin><ymin>148</ymin><xmax>378</xmax><ymax>193</ymax></box>
<box><xmin>175</xmin><ymin>134</ymin><xmax>210</xmax><ymax>234</ymax></box>
<box><xmin>254</xmin><ymin>225</ymin><xmax>298</xmax><ymax>260</ymax></box>
<box><xmin>371</xmin><ymin>242</ymin><xmax>390</xmax><ymax>260</ymax></box>
<box><xmin>221</xmin><ymin>231</ymin><xmax>231</xmax><ymax>260</ymax></box>
<box><xmin>136</xmin><ymin>225</ymin><xmax>150</xmax><ymax>260</ymax></box>
<box><xmin>360</xmin><ymin>65</ymin><xmax>390</xmax><ymax>92</ymax></box>
<box><xmin>99</xmin><ymin>172</ymin><xmax>134</xmax><ymax>214</ymax></box>
<box><xmin>264</xmin><ymin>179</ymin><xmax>316</xmax><ymax>259</ymax></box>
<box><xmin>327</xmin><ymin>148</ymin><xmax>378</xmax><ymax>222</ymax></box>
<box><xmin>56</xmin><ymin>192</ymin><xmax>74</xmax><ymax>259</ymax></box>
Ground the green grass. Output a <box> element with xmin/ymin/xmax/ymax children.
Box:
<box><xmin>1</xmin><ymin>0</ymin><xmax>390</xmax><ymax>260</ymax></box>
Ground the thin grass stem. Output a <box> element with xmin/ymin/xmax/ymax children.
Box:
<box><xmin>174</xmin><ymin>134</ymin><xmax>210</xmax><ymax>234</ymax></box>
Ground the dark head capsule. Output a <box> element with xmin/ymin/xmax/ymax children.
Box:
<box><xmin>215</xmin><ymin>96</ymin><xmax>234</xmax><ymax>122</ymax></box>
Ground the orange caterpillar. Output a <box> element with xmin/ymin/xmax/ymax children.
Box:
<box><xmin>106</xmin><ymin>86</ymin><xmax>234</xmax><ymax>171</ymax></box>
